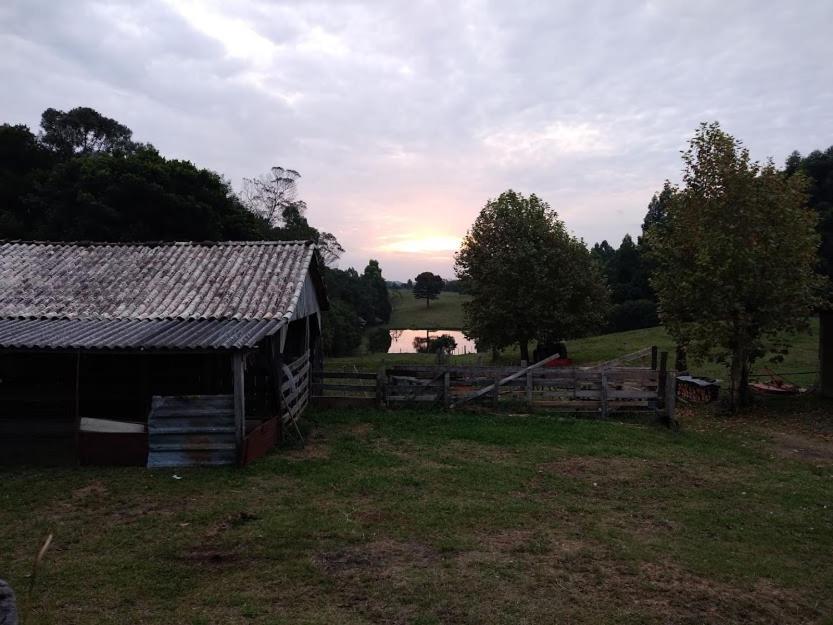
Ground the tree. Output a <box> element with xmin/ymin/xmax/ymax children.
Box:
<box><xmin>413</xmin><ymin>272</ymin><xmax>444</xmax><ymax>308</ymax></box>
<box><xmin>363</xmin><ymin>260</ymin><xmax>392</xmax><ymax>323</ymax></box>
<box><xmin>39</xmin><ymin>107</ymin><xmax>137</xmax><ymax>156</ymax></box>
<box><xmin>455</xmin><ymin>190</ymin><xmax>609</xmax><ymax>362</ymax></box>
<box><xmin>242</xmin><ymin>166</ymin><xmax>343</xmax><ymax>264</ymax></box>
<box><xmin>642</xmin><ymin>181</ymin><xmax>675</xmax><ymax>234</ymax></box>
<box><xmin>646</xmin><ymin>122</ymin><xmax>824</xmax><ymax>411</ymax></box>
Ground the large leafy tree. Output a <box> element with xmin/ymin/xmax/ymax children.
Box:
<box><xmin>40</xmin><ymin>107</ymin><xmax>138</xmax><ymax>156</ymax></box>
<box><xmin>455</xmin><ymin>190</ymin><xmax>609</xmax><ymax>362</ymax></box>
<box><xmin>646</xmin><ymin>122</ymin><xmax>824</xmax><ymax>410</ymax></box>
<box><xmin>413</xmin><ymin>271</ymin><xmax>444</xmax><ymax>308</ymax></box>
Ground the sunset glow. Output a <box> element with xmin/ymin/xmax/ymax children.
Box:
<box><xmin>380</xmin><ymin>235</ymin><xmax>462</xmax><ymax>255</ymax></box>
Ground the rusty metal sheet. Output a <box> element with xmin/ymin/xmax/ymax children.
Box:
<box><xmin>147</xmin><ymin>395</ymin><xmax>237</xmax><ymax>467</ymax></box>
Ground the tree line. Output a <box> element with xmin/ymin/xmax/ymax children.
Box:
<box><xmin>0</xmin><ymin>106</ymin><xmax>388</xmax><ymax>356</ymax></box>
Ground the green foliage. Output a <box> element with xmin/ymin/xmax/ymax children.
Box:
<box><xmin>607</xmin><ymin>298</ymin><xmax>659</xmax><ymax>332</ymax></box>
<box><xmin>784</xmin><ymin>146</ymin><xmax>833</xmax><ymax>280</ymax></box>
<box><xmin>39</xmin><ymin>106</ymin><xmax>138</xmax><ymax>156</ymax></box>
<box><xmin>412</xmin><ymin>271</ymin><xmax>444</xmax><ymax>307</ymax></box>
<box><xmin>646</xmin><ymin>122</ymin><xmax>825</xmax><ymax>409</ymax></box>
<box><xmin>366</xmin><ymin>326</ymin><xmax>393</xmax><ymax>353</ymax></box>
<box><xmin>592</xmin><ymin>234</ymin><xmax>658</xmax><ymax>332</ymax></box>
<box><xmin>321</xmin><ymin>298</ymin><xmax>363</xmax><ymax>356</ymax></box>
<box><xmin>455</xmin><ymin>189</ymin><xmax>609</xmax><ymax>361</ymax></box>
<box><xmin>322</xmin><ymin>261</ymin><xmax>392</xmax><ymax>356</ymax></box>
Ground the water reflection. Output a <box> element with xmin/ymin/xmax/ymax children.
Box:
<box><xmin>388</xmin><ymin>329</ymin><xmax>478</xmax><ymax>354</ymax></box>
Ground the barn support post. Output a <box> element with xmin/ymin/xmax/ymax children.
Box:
<box><xmin>74</xmin><ymin>351</ymin><xmax>81</xmax><ymax>464</ymax></box>
<box><xmin>232</xmin><ymin>352</ymin><xmax>246</xmax><ymax>462</ymax></box>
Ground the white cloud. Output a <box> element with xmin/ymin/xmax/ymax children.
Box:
<box><xmin>2</xmin><ymin>0</ymin><xmax>833</xmax><ymax>279</ymax></box>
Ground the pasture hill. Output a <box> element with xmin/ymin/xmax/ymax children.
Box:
<box><xmin>388</xmin><ymin>288</ymin><xmax>470</xmax><ymax>329</ymax></box>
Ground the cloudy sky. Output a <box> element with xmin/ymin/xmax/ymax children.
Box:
<box><xmin>2</xmin><ymin>1</ymin><xmax>832</xmax><ymax>280</ymax></box>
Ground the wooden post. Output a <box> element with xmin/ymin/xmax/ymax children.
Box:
<box><xmin>650</xmin><ymin>346</ymin><xmax>658</xmax><ymax>370</ymax></box>
<box><xmin>492</xmin><ymin>373</ymin><xmax>500</xmax><ymax>407</ymax></box>
<box><xmin>232</xmin><ymin>352</ymin><xmax>246</xmax><ymax>462</ymax></box>
<box><xmin>376</xmin><ymin>368</ymin><xmax>387</xmax><ymax>408</ymax></box>
<box><xmin>74</xmin><ymin>351</ymin><xmax>81</xmax><ymax>465</ymax></box>
<box><xmin>443</xmin><ymin>371</ymin><xmax>451</xmax><ymax>409</ymax></box>
<box><xmin>657</xmin><ymin>351</ymin><xmax>668</xmax><ymax>409</ymax></box>
<box><xmin>665</xmin><ymin>371</ymin><xmax>677</xmax><ymax>424</ymax></box>
<box><xmin>526</xmin><ymin>369</ymin><xmax>533</xmax><ymax>407</ymax></box>
<box><xmin>600</xmin><ymin>370</ymin><xmax>608</xmax><ymax>419</ymax></box>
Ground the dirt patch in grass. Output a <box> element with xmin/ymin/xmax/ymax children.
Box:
<box><xmin>204</xmin><ymin>511</ymin><xmax>259</xmax><ymax>538</ymax></box>
<box><xmin>72</xmin><ymin>480</ymin><xmax>109</xmax><ymax>499</ymax></box>
<box><xmin>768</xmin><ymin>431</ymin><xmax>833</xmax><ymax>464</ymax></box>
<box><xmin>453</xmin><ymin>530</ymin><xmax>816</xmax><ymax>624</ymax></box>
<box><xmin>284</xmin><ymin>441</ymin><xmax>331</xmax><ymax>461</ymax></box>
<box><xmin>315</xmin><ymin>539</ymin><xmax>438</xmax><ymax>578</ymax></box>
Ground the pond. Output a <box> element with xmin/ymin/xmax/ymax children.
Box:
<box><xmin>388</xmin><ymin>329</ymin><xmax>478</xmax><ymax>354</ymax></box>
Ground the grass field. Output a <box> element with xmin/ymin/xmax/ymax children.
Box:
<box><xmin>388</xmin><ymin>288</ymin><xmax>470</xmax><ymax>330</ymax></box>
<box><xmin>2</xmin><ymin>401</ymin><xmax>833</xmax><ymax>624</ymax></box>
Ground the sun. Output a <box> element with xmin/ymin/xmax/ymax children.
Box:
<box><xmin>381</xmin><ymin>236</ymin><xmax>461</xmax><ymax>254</ymax></box>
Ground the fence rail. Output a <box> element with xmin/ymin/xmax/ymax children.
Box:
<box><xmin>312</xmin><ymin>349</ymin><xmax>676</xmax><ymax>422</ymax></box>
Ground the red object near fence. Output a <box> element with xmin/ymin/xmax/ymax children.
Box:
<box><xmin>544</xmin><ymin>358</ymin><xmax>573</xmax><ymax>368</ymax></box>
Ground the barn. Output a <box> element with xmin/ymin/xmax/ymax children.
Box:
<box><xmin>0</xmin><ymin>240</ymin><xmax>327</xmax><ymax>467</ymax></box>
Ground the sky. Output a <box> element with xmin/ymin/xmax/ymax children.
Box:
<box><xmin>2</xmin><ymin>1</ymin><xmax>832</xmax><ymax>281</ymax></box>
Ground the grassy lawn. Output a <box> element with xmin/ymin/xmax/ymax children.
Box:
<box><xmin>2</xmin><ymin>401</ymin><xmax>833</xmax><ymax>624</ymax></box>
<box><xmin>388</xmin><ymin>288</ymin><xmax>470</xmax><ymax>330</ymax></box>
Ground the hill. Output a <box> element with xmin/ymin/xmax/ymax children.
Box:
<box><xmin>388</xmin><ymin>288</ymin><xmax>470</xmax><ymax>329</ymax></box>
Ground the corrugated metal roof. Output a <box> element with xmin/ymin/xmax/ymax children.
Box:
<box><xmin>0</xmin><ymin>241</ymin><xmax>323</xmax><ymax>350</ymax></box>
<box><xmin>0</xmin><ymin>318</ymin><xmax>284</xmax><ymax>350</ymax></box>
<box><xmin>0</xmin><ymin>241</ymin><xmax>317</xmax><ymax>320</ymax></box>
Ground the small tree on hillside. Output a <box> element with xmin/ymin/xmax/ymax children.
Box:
<box><xmin>646</xmin><ymin>122</ymin><xmax>824</xmax><ymax>411</ymax></box>
<box><xmin>455</xmin><ymin>190</ymin><xmax>609</xmax><ymax>362</ymax></box>
<box><xmin>413</xmin><ymin>272</ymin><xmax>444</xmax><ymax>307</ymax></box>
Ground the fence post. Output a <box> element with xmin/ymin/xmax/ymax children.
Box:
<box><xmin>526</xmin><ymin>369</ymin><xmax>533</xmax><ymax>407</ymax></box>
<box><xmin>657</xmin><ymin>351</ymin><xmax>668</xmax><ymax>410</ymax></box>
<box><xmin>493</xmin><ymin>373</ymin><xmax>500</xmax><ymax>407</ymax></box>
<box><xmin>375</xmin><ymin>367</ymin><xmax>386</xmax><ymax>408</ymax></box>
<box><xmin>600</xmin><ymin>370</ymin><xmax>608</xmax><ymax>419</ymax></box>
<box><xmin>651</xmin><ymin>346</ymin><xmax>658</xmax><ymax>370</ymax></box>
<box><xmin>442</xmin><ymin>371</ymin><xmax>451</xmax><ymax>409</ymax></box>
<box><xmin>665</xmin><ymin>371</ymin><xmax>677</xmax><ymax>425</ymax></box>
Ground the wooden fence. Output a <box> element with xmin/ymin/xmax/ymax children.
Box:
<box><xmin>312</xmin><ymin>350</ymin><xmax>676</xmax><ymax>422</ymax></box>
